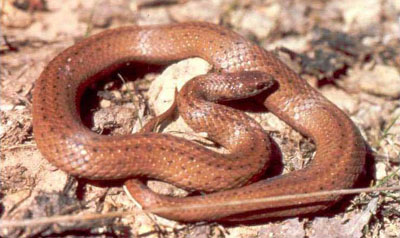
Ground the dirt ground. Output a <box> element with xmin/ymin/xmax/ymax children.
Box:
<box><xmin>1</xmin><ymin>0</ymin><xmax>400</xmax><ymax>237</ymax></box>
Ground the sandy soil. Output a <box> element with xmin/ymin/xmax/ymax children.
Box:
<box><xmin>1</xmin><ymin>0</ymin><xmax>399</xmax><ymax>237</ymax></box>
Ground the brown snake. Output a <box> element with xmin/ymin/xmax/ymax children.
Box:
<box><xmin>32</xmin><ymin>22</ymin><xmax>366</xmax><ymax>222</ymax></box>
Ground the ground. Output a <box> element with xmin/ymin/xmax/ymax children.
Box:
<box><xmin>1</xmin><ymin>0</ymin><xmax>399</xmax><ymax>237</ymax></box>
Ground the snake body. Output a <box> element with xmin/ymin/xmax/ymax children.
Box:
<box><xmin>32</xmin><ymin>22</ymin><xmax>366</xmax><ymax>222</ymax></box>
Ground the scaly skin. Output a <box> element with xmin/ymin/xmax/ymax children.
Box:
<box><xmin>32</xmin><ymin>22</ymin><xmax>366</xmax><ymax>222</ymax></box>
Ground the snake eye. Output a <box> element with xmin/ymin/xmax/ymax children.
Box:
<box><xmin>256</xmin><ymin>82</ymin><xmax>267</xmax><ymax>90</ymax></box>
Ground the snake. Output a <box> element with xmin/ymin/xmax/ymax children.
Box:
<box><xmin>32</xmin><ymin>22</ymin><xmax>366</xmax><ymax>222</ymax></box>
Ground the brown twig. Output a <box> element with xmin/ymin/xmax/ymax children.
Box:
<box><xmin>149</xmin><ymin>185</ymin><xmax>400</xmax><ymax>213</ymax></box>
<box><xmin>0</xmin><ymin>211</ymin><xmax>137</xmax><ymax>229</ymax></box>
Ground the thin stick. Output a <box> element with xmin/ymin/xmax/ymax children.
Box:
<box><xmin>149</xmin><ymin>185</ymin><xmax>400</xmax><ymax>213</ymax></box>
<box><xmin>0</xmin><ymin>186</ymin><xmax>399</xmax><ymax>228</ymax></box>
<box><xmin>0</xmin><ymin>211</ymin><xmax>136</xmax><ymax>229</ymax></box>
